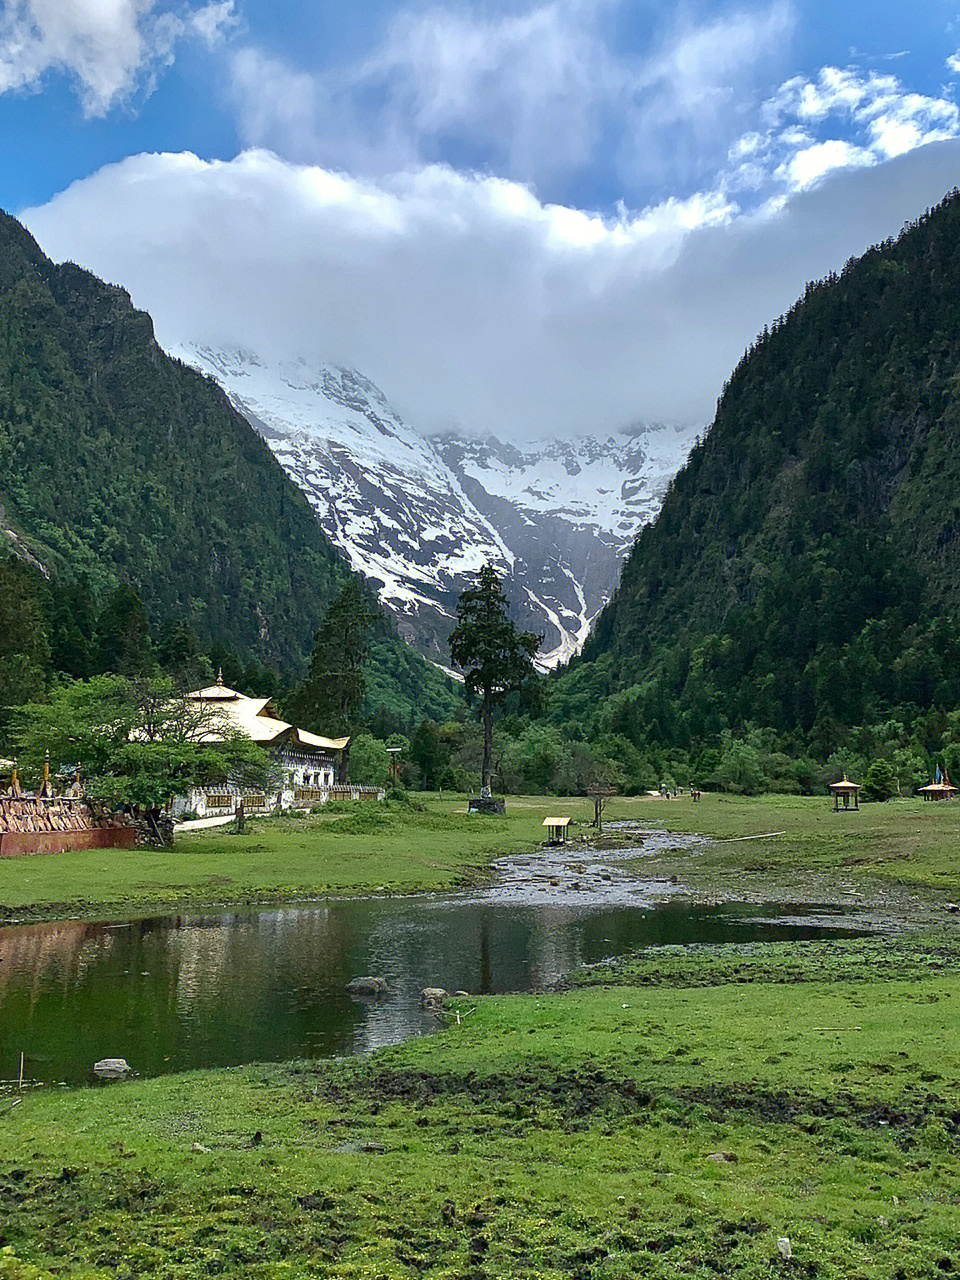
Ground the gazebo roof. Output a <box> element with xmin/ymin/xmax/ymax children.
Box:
<box><xmin>919</xmin><ymin>781</ymin><xmax>957</xmax><ymax>793</ymax></box>
<box><xmin>829</xmin><ymin>776</ymin><xmax>860</xmax><ymax>792</ymax></box>
<box><xmin>542</xmin><ymin>817</ymin><xmax>571</xmax><ymax>828</ymax></box>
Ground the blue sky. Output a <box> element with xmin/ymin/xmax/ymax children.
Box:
<box><xmin>5</xmin><ymin>1</ymin><xmax>960</xmax><ymax>435</ymax></box>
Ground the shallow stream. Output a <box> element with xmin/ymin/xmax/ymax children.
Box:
<box><xmin>0</xmin><ymin>832</ymin><xmax>871</xmax><ymax>1087</ymax></box>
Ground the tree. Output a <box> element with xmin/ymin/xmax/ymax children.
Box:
<box><xmin>11</xmin><ymin>675</ymin><xmax>275</xmax><ymax>809</ymax></box>
<box><xmin>0</xmin><ymin>556</ymin><xmax>51</xmax><ymax>731</ymax></box>
<box><xmin>410</xmin><ymin>719</ymin><xmax>449</xmax><ymax>790</ymax></box>
<box><xmin>862</xmin><ymin>757</ymin><xmax>897</xmax><ymax>801</ymax></box>
<box><xmin>348</xmin><ymin>734</ymin><xmax>391</xmax><ymax>788</ymax></box>
<box><xmin>47</xmin><ymin>576</ymin><xmax>96</xmax><ymax>678</ymax></box>
<box><xmin>94</xmin><ymin>585</ymin><xmax>153</xmax><ymax>676</ymax></box>
<box><xmin>289</xmin><ymin>579</ymin><xmax>375</xmax><ymax>734</ymax></box>
<box><xmin>449</xmin><ymin>563</ymin><xmax>539</xmax><ymax>797</ymax></box>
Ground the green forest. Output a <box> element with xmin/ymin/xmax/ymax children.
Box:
<box><xmin>9</xmin><ymin>192</ymin><xmax>960</xmax><ymax>800</ymax></box>
<box><xmin>533</xmin><ymin>188</ymin><xmax>960</xmax><ymax>797</ymax></box>
<box><xmin>0</xmin><ymin>209</ymin><xmax>457</xmax><ymax>731</ymax></box>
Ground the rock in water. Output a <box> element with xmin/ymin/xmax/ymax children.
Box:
<box><xmin>421</xmin><ymin>988</ymin><xmax>448</xmax><ymax>1011</ymax></box>
<box><xmin>346</xmin><ymin>976</ymin><xmax>388</xmax><ymax>998</ymax></box>
<box><xmin>93</xmin><ymin>1058</ymin><xmax>131</xmax><ymax>1079</ymax></box>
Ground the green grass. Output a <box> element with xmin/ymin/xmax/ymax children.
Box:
<box><xmin>4</xmin><ymin>794</ymin><xmax>960</xmax><ymax>1275</ymax></box>
<box><xmin>625</xmin><ymin>791</ymin><xmax>960</xmax><ymax>893</ymax></box>
<box><xmin>3</xmin><ymin>957</ymin><xmax>960</xmax><ymax>1278</ymax></box>
<box><xmin>4</xmin><ymin>790</ymin><xmax>960</xmax><ymax>924</ymax></box>
<box><xmin>0</xmin><ymin>795</ymin><xmax>608</xmax><ymax>922</ymax></box>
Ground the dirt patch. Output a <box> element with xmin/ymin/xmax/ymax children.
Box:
<box><xmin>293</xmin><ymin>1064</ymin><xmax>959</xmax><ymax>1138</ymax></box>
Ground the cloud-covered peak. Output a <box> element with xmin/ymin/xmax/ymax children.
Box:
<box><xmin>23</xmin><ymin>136</ymin><xmax>960</xmax><ymax>439</ymax></box>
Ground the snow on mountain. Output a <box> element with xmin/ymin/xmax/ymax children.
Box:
<box><xmin>170</xmin><ymin>343</ymin><xmax>698</xmax><ymax>669</ymax></box>
<box><xmin>437</xmin><ymin>429</ymin><xmax>699</xmax><ymax>666</ymax></box>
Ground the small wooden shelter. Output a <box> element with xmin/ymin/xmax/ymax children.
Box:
<box><xmin>829</xmin><ymin>776</ymin><xmax>860</xmax><ymax>811</ymax></box>
<box><xmin>542</xmin><ymin>816</ymin><xmax>571</xmax><ymax>846</ymax></box>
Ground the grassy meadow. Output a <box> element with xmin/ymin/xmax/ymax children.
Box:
<box><xmin>2</xmin><ymin>793</ymin><xmax>960</xmax><ymax>1277</ymax></box>
<box><xmin>2</xmin><ymin>790</ymin><xmax>960</xmax><ymax>923</ymax></box>
<box><xmin>0</xmin><ymin>794</ymin><xmax>597</xmax><ymax>923</ymax></box>
<box><xmin>2</xmin><ymin>942</ymin><xmax>960</xmax><ymax>1278</ymax></box>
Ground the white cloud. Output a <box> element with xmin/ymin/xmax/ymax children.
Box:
<box><xmin>779</xmin><ymin>138</ymin><xmax>873</xmax><ymax>190</ymax></box>
<box><xmin>0</xmin><ymin>0</ymin><xmax>237</xmax><ymax>115</ymax></box>
<box><xmin>188</xmin><ymin>1</ymin><xmax>238</xmax><ymax>48</ymax></box>
<box><xmin>725</xmin><ymin>61</ymin><xmax>960</xmax><ymax>197</ymax></box>
<box><xmin>23</xmin><ymin>139</ymin><xmax>960</xmax><ymax>440</ymax></box>
<box><xmin>229</xmin><ymin>0</ymin><xmax>795</xmax><ymax>191</ymax></box>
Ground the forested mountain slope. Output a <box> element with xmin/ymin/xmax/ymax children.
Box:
<box><xmin>552</xmin><ymin>189</ymin><xmax>960</xmax><ymax>757</ymax></box>
<box><xmin>0</xmin><ymin>209</ymin><xmax>455</xmax><ymax>720</ymax></box>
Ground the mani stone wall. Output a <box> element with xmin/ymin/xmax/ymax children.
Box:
<box><xmin>0</xmin><ymin>797</ymin><xmax>135</xmax><ymax>858</ymax></box>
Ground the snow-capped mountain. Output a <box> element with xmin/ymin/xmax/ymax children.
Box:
<box><xmin>437</xmin><ymin>428</ymin><xmax>699</xmax><ymax>665</ymax></box>
<box><xmin>170</xmin><ymin>344</ymin><xmax>698</xmax><ymax>668</ymax></box>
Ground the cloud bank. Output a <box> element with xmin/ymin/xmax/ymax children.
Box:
<box><xmin>229</xmin><ymin>0</ymin><xmax>796</xmax><ymax>197</ymax></box>
<box><xmin>24</xmin><ymin>138</ymin><xmax>960</xmax><ymax>439</ymax></box>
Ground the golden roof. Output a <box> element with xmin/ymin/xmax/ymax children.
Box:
<box><xmin>184</xmin><ymin>683</ymin><xmax>349</xmax><ymax>752</ymax></box>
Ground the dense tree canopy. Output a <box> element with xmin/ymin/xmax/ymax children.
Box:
<box><xmin>10</xmin><ymin>676</ymin><xmax>276</xmax><ymax>809</ymax></box>
<box><xmin>545</xmin><ymin>188</ymin><xmax>960</xmax><ymax>788</ymax></box>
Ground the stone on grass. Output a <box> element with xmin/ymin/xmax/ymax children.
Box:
<box><xmin>93</xmin><ymin>1058</ymin><xmax>130</xmax><ymax>1080</ymax></box>
<box><xmin>777</xmin><ymin>1237</ymin><xmax>792</xmax><ymax>1259</ymax></box>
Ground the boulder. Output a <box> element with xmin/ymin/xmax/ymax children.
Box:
<box><xmin>420</xmin><ymin>987</ymin><xmax>448</xmax><ymax>1011</ymax></box>
<box><xmin>93</xmin><ymin>1058</ymin><xmax>131</xmax><ymax>1079</ymax></box>
<box><xmin>346</xmin><ymin>976</ymin><xmax>388</xmax><ymax>998</ymax></box>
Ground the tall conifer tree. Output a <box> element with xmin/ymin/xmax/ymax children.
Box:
<box><xmin>449</xmin><ymin>563</ymin><xmax>539</xmax><ymax>797</ymax></box>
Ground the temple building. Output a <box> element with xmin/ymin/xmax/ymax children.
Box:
<box><xmin>172</xmin><ymin>673</ymin><xmax>377</xmax><ymax>819</ymax></box>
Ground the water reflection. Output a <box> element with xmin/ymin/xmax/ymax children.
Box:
<box><xmin>0</xmin><ymin>834</ymin><xmax>869</xmax><ymax>1086</ymax></box>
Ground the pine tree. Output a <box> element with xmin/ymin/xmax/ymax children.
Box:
<box><xmin>289</xmin><ymin>579</ymin><xmax>375</xmax><ymax>733</ymax></box>
<box><xmin>449</xmin><ymin>563</ymin><xmax>539</xmax><ymax>797</ymax></box>
<box><xmin>94</xmin><ymin>585</ymin><xmax>153</xmax><ymax>676</ymax></box>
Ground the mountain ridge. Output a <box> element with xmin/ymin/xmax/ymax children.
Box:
<box><xmin>172</xmin><ymin>342</ymin><xmax>699</xmax><ymax>668</ymax></box>
<box><xmin>0</xmin><ymin>208</ymin><xmax>456</xmax><ymax>722</ymax></box>
<box><xmin>550</xmin><ymin>188</ymin><xmax>960</xmax><ymax>761</ymax></box>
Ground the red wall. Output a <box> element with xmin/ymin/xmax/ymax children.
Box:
<box><xmin>0</xmin><ymin>828</ymin><xmax>136</xmax><ymax>858</ymax></box>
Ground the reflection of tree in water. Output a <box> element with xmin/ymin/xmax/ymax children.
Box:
<box><xmin>0</xmin><ymin>887</ymin><xmax>864</xmax><ymax>1087</ymax></box>
<box><xmin>0</xmin><ymin>920</ymin><xmax>102</xmax><ymax>999</ymax></box>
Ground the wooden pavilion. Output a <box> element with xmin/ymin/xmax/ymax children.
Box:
<box><xmin>919</xmin><ymin>780</ymin><xmax>957</xmax><ymax>802</ymax></box>
<box><xmin>542</xmin><ymin>816</ymin><xmax>571</xmax><ymax>846</ymax></box>
<box><xmin>829</xmin><ymin>776</ymin><xmax>860</xmax><ymax>811</ymax></box>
